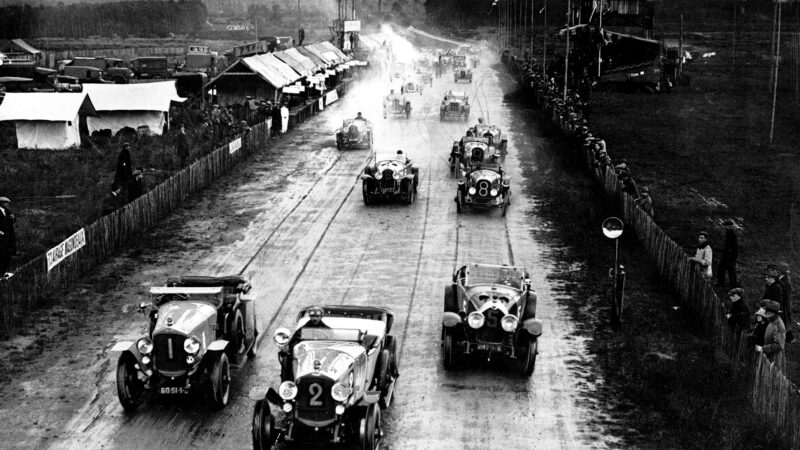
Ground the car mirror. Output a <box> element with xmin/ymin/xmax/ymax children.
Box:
<box><xmin>249</xmin><ymin>385</ymin><xmax>269</xmax><ymax>401</ymax></box>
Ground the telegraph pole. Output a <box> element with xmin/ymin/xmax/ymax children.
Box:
<box><xmin>597</xmin><ymin>0</ymin><xmax>602</xmax><ymax>78</ymax></box>
<box><xmin>563</xmin><ymin>0</ymin><xmax>570</xmax><ymax>100</ymax></box>
<box><xmin>542</xmin><ymin>0</ymin><xmax>547</xmax><ymax>77</ymax></box>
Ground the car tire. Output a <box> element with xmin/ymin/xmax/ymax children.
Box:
<box><xmin>209</xmin><ymin>353</ymin><xmax>231</xmax><ymax>409</ymax></box>
<box><xmin>455</xmin><ymin>190</ymin><xmax>463</xmax><ymax>214</ymax></box>
<box><xmin>502</xmin><ymin>196</ymin><xmax>508</xmax><ymax>217</ymax></box>
<box><xmin>116</xmin><ymin>353</ymin><xmax>145</xmax><ymax>412</ymax></box>
<box><xmin>336</xmin><ymin>137</ymin><xmax>343</xmax><ymax>150</ymax></box>
<box><xmin>520</xmin><ymin>335</ymin><xmax>537</xmax><ymax>377</ymax></box>
<box><xmin>231</xmin><ymin>309</ymin><xmax>247</xmax><ymax>358</ymax></box>
<box><xmin>362</xmin><ymin>181</ymin><xmax>372</xmax><ymax>205</ymax></box>
<box><xmin>252</xmin><ymin>399</ymin><xmax>276</xmax><ymax>450</ymax></box>
<box><xmin>442</xmin><ymin>328</ymin><xmax>456</xmax><ymax>370</ymax></box>
<box><xmin>360</xmin><ymin>404</ymin><xmax>381</xmax><ymax>450</ymax></box>
<box><xmin>247</xmin><ymin>316</ymin><xmax>258</xmax><ymax>359</ymax></box>
<box><xmin>404</xmin><ymin>182</ymin><xmax>414</xmax><ymax>205</ymax></box>
<box><xmin>377</xmin><ymin>349</ymin><xmax>393</xmax><ymax>409</ymax></box>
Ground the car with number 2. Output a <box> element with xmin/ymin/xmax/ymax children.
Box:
<box><xmin>442</xmin><ymin>263</ymin><xmax>542</xmax><ymax>376</ymax></box>
<box><xmin>251</xmin><ymin>305</ymin><xmax>399</xmax><ymax>450</ymax></box>
<box><xmin>112</xmin><ymin>276</ymin><xmax>258</xmax><ymax>411</ymax></box>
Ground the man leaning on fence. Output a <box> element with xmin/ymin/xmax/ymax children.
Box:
<box><xmin>0</xmin><ymin>196</ymin><xmax>17</xmax><ymax>276</ymax></box>
<box><xmin>688</xmin><ymin>231</ymin><xmax>713</xmax><ymax>279</ymax></box>
<box><xmin>756</xmin><ymin>299</ymin><xmax>786</xmax><ymax>373</ymax></box>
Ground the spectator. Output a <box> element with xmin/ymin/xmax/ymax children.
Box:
<box><xmin>777</xmin><ymin>262</ymin><xmax>795</xmax><ymax>343</ymax></box>
<box><xmin>724</xmin><ymin>288</ymin><xmax>750</xmax><ymax>332</ymax></box>
<box><xmin>0</xmin><ymin>196</ymin><xmax>17</xmax><ymax>275</ymax></box>
<box><xmin>635</xmin><ymin>186</ymin><xmax>654</xmax><ymax>217</ymax></box>
<box><xmin>272</xmin><ymin>103</ymin><xmax>282</xmax><ymax>136</ymax></box>
<box><xmin>211</xmin><ymin>104</ymin><xmax>222</xmax><ymax>143</ymax></box>
<box><xmin>298</xmin><ymin>27</ymin><xmax>305</xmax><ymax>46</ymax></box>
<box><xmin>716</xmin><ymin>220</ymin><xmax>739</xmax><ymax>287</ymax></box>
<box><xmin>620</xmin><ymin>174</ymin><xmax>640</xmax><ymax>198</ymax></box>
<box><xmin>688</xmin><ymin>231</ymin><xmax>713</xmax><ymax>279</ymax></box>
<box><xmin>101</xmin><ymin>186</ymin><xmax>125</xmax><ymax>216</ymax></box>
<box><xmin>114</xmin><ymin>142</ymin><xmax>133</xmax><ymax>188</ymax></box>
<box><xmin>128</xmin><ymin>170</ymin><xmax>145</xmax><ymax>202</ymax></box>
<box><xmin>749</xmin><ymin>307</ymin><xmax>769</xmax><ymax>346</ymax></box>
<box><xmin>176</xmin><ymin>125</ymin><xmax>190</xmax><ymax>166</ymax></box>
<box><xmin>758</xmin><ymin>299</ymin><xmax>786</xmax><ymax>373</ymax></box>
<box><xmin>762</xmin><ymin>266</ymin><xmax>784</xmax><ymax>306</ymax></box>
<box><xmin>199</xmin><ymin>119</ymin><xmax>213</xmax><ymax>154</ymax></box>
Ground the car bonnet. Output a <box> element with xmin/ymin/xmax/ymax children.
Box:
<box><xmin>376</xmin><ymin>159</ymin><xmax>407</xmax><ymax>173</ymax></box>
<box><xmin>155</xmin><ymin>301</ymin><xmax>216</xmax><ymax>335</ymax></box>
<box><xmin>465</xmin><ymin>285</ymin><xmax>522</xmax><ymax>311</ymax></box>
<box><xmin>293</xmin><ymin>341</ymin><xmax>365</xmax><ymax>380</ymax></box>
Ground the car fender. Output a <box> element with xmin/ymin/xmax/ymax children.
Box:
<box><xmin>359</xmin><ymin>173</ymin><xmax>375</xmax><ymax>181</ymax></box>
<box><xmin>111</xmin><ymin>341</ymin><xmax>136</xmax><ymax>353</ymax></box>
<box><xmin>207</xmin><ymin>340</ymin><xmax>229</xmax><ymax>352</ymax></box>
<box><xmin>442</xmin><ymin>312</ymin><xmax>461</xmax><ymax>328</ymax></box>
<box><xmin>522</xmin><ymin>318</ymin><xmax>543</xmax><ymax>336</ymax></box>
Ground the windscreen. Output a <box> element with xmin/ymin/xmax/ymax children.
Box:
<box><xmin>298</xmin><ymin>327</ymin><xmax>361</xmax><ymax>342</ymax></box>
<box><xmin>467</xmin><ymin>265</ymin><xmax>525</xmax><ymax>289</ymax></box>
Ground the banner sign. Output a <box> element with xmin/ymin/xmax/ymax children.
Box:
<box><xmin>318</xmin><ymin>98</ymin><xmax>324</xmax><ymax>110</ymax></box>
<box><xmin>46</xmin><ymin>228</ymin><xmax>86</xmax><ymax>271</ymax></box>
<box><xmin>229</xmin><ymin>137</ymin><xmax>242</xmax><ymax>154</ymax></box>
<box><xmin>325</xmin><ymin>90</ymin><xmax>339</xmax><ymax>105</ymax></box>
<box><xmin>344</xmin><ymin>20</ymin><xmax>361</xmax><ymax>32</ymax></box>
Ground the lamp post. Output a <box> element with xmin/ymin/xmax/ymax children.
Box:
<box><xmin>602</xmin><ymin>217</ymin><xmax>625</xmax><ymax>327</ymax></box>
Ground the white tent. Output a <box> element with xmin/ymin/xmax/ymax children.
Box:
<box><xmin>0</xmin><ymin>92</ymin><xmax>96</xmax><ymax>149</ymax></box>
<box><xmin>82</xmin><ymin>81</ymin><xmax>186</xmax><ymax>136</ymax></box>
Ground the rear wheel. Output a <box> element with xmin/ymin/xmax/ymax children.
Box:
<box><xmin>362</xmin><ymin>181</ymin><xmax>373</xmax><ymax>205</ymax></box>
<box><xmin>116</xmin><ymin>353</ymin><xmax>145</xmax><ymax>412</ymax></box>
<box><xmin>444</xmin><ymin>285</ymin><xmax>458</xmax><ymax>312</ymax></box>
<box><xmin>209</xmin><ymin>353</ymin><xmax>231</xmax><ymax>409</ymax></box>
<box><xmin>247</xmin><ymin>316</ymin><xmax>258</xmax><ymax>359</ymax></box>
<box><xmin>404</xmin><ymin>183</ymin><xmax>415</xmax><ymax>205</ymax></box>
<box><xmin>252</xmin><ymin>399</ymin><xmax>275</xmax><ymax>450</ymax></box>
<box><xmin>376</xmin><ymin>349</ymin><xmax>393</xmax><ymax>408</ymax></box>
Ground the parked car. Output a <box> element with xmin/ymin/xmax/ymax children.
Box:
<box><xmin>383</xmin><ymin>91</ymin><xmax>411</xmax><ymax>119</ymax></box>
<box><xmin>472</xmin><ymin>121</ymin><xmax>508</xmax><ymax>151</ymax></box>
<box><xmin>388</xmin><ymin>62</ymin><xmax>404</xmax><ymax>82</ymax></box>
<box><xmin>417</xmin><ymin>68</ymin><xmax>433</xmax><ymax>87</ymax></box>
<box><xmin>335</xmin><ymin>117</ymin><xmax>373</xmax><ymax>150</ymax></box>
<box><xmin>70</xmin><ymin>57</ymin><xmax>134</xmax><ymax>83</ymax></box>
<box><xmin>360</xmin><ymin>150</ymin><xmax>419</xmax><ymax>204</ymax></box>
<box><xmin>250</xmin><ymin>305</ymin><xmax>399</xmax><ymax>450</ymax></box>
<box><xmin>130</xmin><ymin>56</ymin><xmax>172</xmax><ymax>79</ymax></box>
<box><xmin>440</xmin><ymin>90</ymin><xmax>470</xmax><ymax>121</ymax></box>
<box><xmin>61</xmin><ymin>65</ymin><xmax>113</xmax><ymax>84</ymax></box>
<box><xmin>450</xmin><ymin>136</ymin><xmax>496</xmax><ymax>175</ymax></box>
<box><xmin>442</xmin><ymin>263</ymin><xmax>542</xmax><ymax>375</ymax></box>
<box><xmin>455</xmin><ymin>162</ymin><xmax>510</xmax><ymax>216</ymax></box>
<box><xmin>111</xmin><ymin>276</ymin><xmax>258</xmax><ymax>411</ymax></box>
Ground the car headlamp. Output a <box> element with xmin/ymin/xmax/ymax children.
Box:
<box><xmin>278</xmin><ymin>381</ymin><xmax>298</xmax><ymax>400</ymax></box>
<box><xmin>490</xmin><ymin>188</ymin><xmax>498</xmax><ymax>197</ymax></box>
<box><xmin>335</xmin><ymin>404</ymin><xmax>346</xmax><ymax>415</ymax></box>
<box><xmin>393</xmin><ymin>172</ymin><xmax>402</xmax><ymax>180</ymax></box>
<box><xmin>183</xmin><ymin>336</ymin><xmax>201</xmax><ymax>355</ymax></box>
<box><xmin>501</xmin><ymin>315</ymin><xmax>519</xmax><ymax>332</ymax></box>
<box><xmin>374</xmin><ymin>171</ymin><xmax>383</xmax><ymax>180</ymax></box>
<box><xmin>468</xmin><ymin>187</ymin><xmax>477</xmax><ymax>195</ymax></box>
<box><xmin>137</xmin><ymin>338</ymin><xmax>153</xmax><ymax>355</ymax></box>
<box><xmin>273</xmin><ymin>327</ymin><xmax>291</xmax><ymax>347</ymax></box>
<box><xmin>467</xmin><ymin>312</ymin><xmax>485</xmax><ymax>329</ymax></box>
<box><xmin>331</xmin><ymin>382</ymin><xmax>352</xmax><ymax>402</ymax></box>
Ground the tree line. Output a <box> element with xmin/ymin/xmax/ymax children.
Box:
<box><xmin>0</xmin><ymin>0</ymin><xmax>207</xmax><ymax>39</ymax></box>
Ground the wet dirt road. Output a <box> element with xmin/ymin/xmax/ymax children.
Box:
<box><xmin>0</xmin><ymin>49</ymin><xmax>624</xmax><ymax>449</ymax></box>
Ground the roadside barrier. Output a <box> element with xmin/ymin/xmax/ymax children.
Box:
<box><xmin>0</xmin><ymin>78</ymin><xmax>355</xmax><ymax>339</ymax></box>
<box><xmin>501</xmin><ymin>56</ymin><xmax>800</xmax><ymax>447</ymax></box>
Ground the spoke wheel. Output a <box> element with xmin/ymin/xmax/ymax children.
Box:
<box><xmin>361</xmin><ymin>404</ymin><xmax>381</xmax><ymax>450</ymax></box>
<box><xmin>252</xmin><ymin>399</ymin><xmax>275</xmax><ymax>450</ymax></box>
<box><xmin>209</xmin><ymin>353</ymin><xmax>231</xmax><ymax>408</ymax></box>
<box><xmin>116</xmin><ymin>353</ymin><xmax>145</xmax><ymax>412</ymax></box>
<box><xmin>443</xmin><ymin>328</ymin><xmax>456</xmax><ymax>370</ymax></box>
<box><xmin>520</xmin><ymin>335</ymin><xmax>537</xmax><ymax>377</ymax></box>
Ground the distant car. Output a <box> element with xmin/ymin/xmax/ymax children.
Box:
<box><xmin>61</xmin><ymin>66</ymin><xmax>113</xmax><ymax>84</ymax></box>
<box><xmin>383</xmin><ymin>92</ymin><xmax>411</xmax><ymax>119</ymax></box>
<box><xmin>360</xmin><ymin>151</ymin><xmax>419</xmax><ymax>204</ymax></box>
<box><xmin>472</xmin><ymin>122</ymin><xmax>508</xmax><ymax>151</ymax></box>
<box><xmin>403</xmin><ymin>76</ymin><xmax>424</xmax><ymax>95</ymax></box>
<box><xmin>442</xmin><ymin>263</ymin><xmax>542</xmax><ymax>375</ymax></box>
<box><xmin>389</xmin><ymin>62</ymin><xmax>405</xmax><ymax>82</ymax></box>
<box><xmin>450</xmin><ymin>136</ymin><xmax>497</xmax><ymax>175</ymax></box>
<box><xmin>418</xmin><ymin>69</ymin><xmax>433</xmax><ymax>87</ymax></box>
<box><xmin>440</xmin><ymin>90</ymin><xmax>470</xmax><ymax>121</ymax></box>
<box><xmin>455</xmin><ymin>162</ymin><xmax>510</xmax><ymax>216</ymax></box>
<box><xmin>335</xmin><ymin>118</ymin><xmax>373</xmax><ymax>150</ymax></box>
<box><xmin>251</xmin><ymin>305</ymin><xmax>399</xmax><ymax>450</ymax></box>
<box><xmin>453</xmin><ymin>55</ymin><xmax>467</xmax><ymax>68</ymax></box>
<box><xmin>130</xmin><ymin>56</ymin><xmax>172</xmax><ymax>79</ymax></box>
<box><xmin>111</xmin><ymin>276</ymin><xmax>258</xmax><ymax>411</ymax></box>
<box><xmin>454</xmin><ymin>67</ymin><xmax>473</xmax><ymax>83</ymax></box>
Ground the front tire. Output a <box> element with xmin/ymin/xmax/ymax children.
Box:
<box><xmin>404</xmin><ymin>183</ymin><xmax>415</xmax><ymax>205</ymax></box>
<box><xmin>455</xmin><ymin>190</ymin><xmax>463</xmax><ymax>213</ymax></box>
<box><xmin>252</xmin><ymin>399</ymin><xmax>276</xmax><ymax>450</ymax></box>
<box><xmin>361</xmin><ymin>404</ymin><xmax>381</xmax><ymax>450</ymax></box>
<box><xmin>116</xmin><ymin>353</ymin><xmax>145</xmax><ymax>412</ymax></box>
<box><xmin>209</xmin><ymin>353</ymin><xmax>231</xmax><ymax>409</ymax></box>
<box><xmin>502</xmin><ymin>196</ymin><xmax>508</xmax><ymax>217</ymax></box>
<box><xmin>520</xmin><ymin>334</ymin><xmax>537</xmax><ymax>377</ymax></box>
<box><xmin>442</xmin><ymin>328</ymin><xmax>456</xmax><ymax>370</ymax></box>
<box><xmin>362</xmin><ymin>181</ymin><xmax>373</xmax><ymax>205</ymax></box>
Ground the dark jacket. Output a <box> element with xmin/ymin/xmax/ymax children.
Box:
<box><xmin>114</xmin><ymin>147</ymin><xmax>132</xmax><ymax>186</ymax></box>
<box><xmin>176</xmin><ymin>132</ymin><xmax>190</xmax><ymax>159</ymax></box>
<box><xmin>750</xmin><ymin>320</ymin><xmax>768</xmax><ymax>346</ymax></box>
<box><xmin>726</xmin><ymin>299</ymin><xmax>750</xmax><ymax>331</ymax></box>
<box><xmin>762</xmin><ymin>281</ymin><xmax>784</xmax><ymax>304</ymax></box>
<box><xmin>101</xmin><ymin>191</ymin><xmax>125</xmax><ymax>216</ymax></box>
<box><xmin>721</xmin><ymin>228</ymin><xmax>738</xmax><ymax>261</ymax></box>
<box><xmin>778</xmin><ymin>274</ymin><xmax>792</xmax><ymax>323</ymax></box>
<box><xmin>0</xmin><ymin>206</ymin><xmax>16</xmax><ymax>254</ymax></box>
<box><xmin>763</xmin><ymin>317</ymin><xmax>786</xmax><ymax>372</ymax></box>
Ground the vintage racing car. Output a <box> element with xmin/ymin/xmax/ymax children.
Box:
<box><xmin>112</xmin><ymin>276</ymin><xmax>258</xmax><ymax>411</ymax></box>
<box><xmin>442</xmin><ymin>263</ymin><xmax>541</xmax><ymax>375</ymax></box>
<box><xmin>455</xmin><ymin>162</ymin><xmax>510</xmax><ymax>216</ymax></box>
<box><xmin>454</xmin><ymin>67</ymin><xmax>473</xmax><ymax>83</ymax></box>
<box><xmin>388</xmin><ymin>62</ymin><xmax>405</xmax><ymax>82</ymax></box>
<box><xmin>335</xmin><ymin>117</ymin><xmax>373</xmax><ymax>150</ymax></box>
<box><xmin>383</xmin><ymin>91</ymin><xmax>411</xmax><ymax>119</ymax></box>
<box><xmin>360</xmin><ymin>150</ymin><xmax>420</xmax><ymax>204</ymax></box>
<box><xmin>418</xmin><ymin>69</ymin><xmax>433</xmax><ymax>87</ymax></box>
<box><xmin>440</xmin><ymin>90</ymin><xmax>470</xmax><ymax>121</ymax></box>
<box><xmin>403</xmin><ymin>76</ymin><xmax>424</xmax><ymax>95</ymax></box>
<box><xmin>251</xmin><ymin>305</ymin><xmax>399</xmax><ymax>450</ymax></box>
<box><xmin>450</xmin><ymin>136</ymin><xmax>497</xmax><ymax>175</ymax></box>
<box><xmin>453</xmin><ymin>54</ymin><xmax>467</xmax><ymax>69</ymax></box>
<box><xmin>472</xmin><ymin>121</ymin><xmax>508</xmax><ymax>151</ymax></box>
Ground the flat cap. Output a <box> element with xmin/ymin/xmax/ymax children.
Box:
<box><xmin>0</xmin><ymin>197</ymin><xmax>9</xmax><ymax>203</ymax></box>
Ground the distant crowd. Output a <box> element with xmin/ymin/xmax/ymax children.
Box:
<box><xmin>503</xmin><ymin>52</ymin><xmax>793</xmax><ymax>376</ymax></box>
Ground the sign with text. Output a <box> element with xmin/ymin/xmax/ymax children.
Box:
<box><xmin>229</xmin><ymin>137</ymin><xmax>242</xmax><ymax>154</ymax></box>
<box><xmin>325</xmin><ymin>90</ymin><xmax>339</xmax><ymax>105</ymax></box>
<box><xmin>46</xmin><ymin>228</ymin><xmax>86</xmax><ymax>271</ymax></box>
<box><xmin>344</xmin><ymin>20</ymin><xmax>361</xmax><ymax>32</ymax></box>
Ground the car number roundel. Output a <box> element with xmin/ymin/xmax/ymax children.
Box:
<box><xmin>309</xmin><ymin>382</ymin><xmax>324</xmax><ymax>407</ymax></box>
<box><xmin>485</xmin><ymin>308</ymin><xmax>503</xmax><ymax>328</ymax></box>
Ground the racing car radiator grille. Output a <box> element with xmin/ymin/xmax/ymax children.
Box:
<box><xmin>380</xmin><ymin>170</ymin><xmax>395</xmax><ymax>189</ymax></box>
<box><xmin>295</xmin><ymin>377</ymin><xmax>336</xmax><ymax>425</ymax></box>
<box><xmin>476</xmin><ymin>180</ymin><xmax>491</xmax><ymax>197</ymax></box>
<box><xmin>153</xmin><ymin>332</ymin><xmax>188</xmax><ymax>373</ymax></box>
<box><xmin>475</xmin><ymin>309</ymin><xmax>508</xmax><ymax>343</ymax></box>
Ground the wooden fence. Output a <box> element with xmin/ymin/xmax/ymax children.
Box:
<box><xmin>0</xmin><ymin>77</ymin><xmax>356</xmax><ymax>339</ymax></box>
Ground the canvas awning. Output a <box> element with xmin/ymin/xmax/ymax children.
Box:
<box><xmin>207</xmin><ymin>53</ymin><xmax>301</xmax><ymax>90</ymax></box>
<box><xmin>82</xmin><ymin>81</ymin><xmax>185</xmax><ymax>112</ymax></box>
<box><xmin>274</xmin><ymin>50</ymin><xmax>311</xmax><ymax>78</ymax></box>
<box><xmin>0</xmin><ymin>92</ymin><xmax>96</xmax><ymax>121</ymax></box>
<box><xmin>1</xmin><ymin>39</ymin><xmax>42</xmax><ymax>56</ymax></box>
<box><xmin>305</xmin><ymin>44</ymin><xmax>337</xmax><ymax>66</ymax></box>
<box><xmin>285</xmin><ymin>48</ymin><xmax>318</xmax><ymax>73</ymax></box>
<box><xmin>296</xmin><ymin>46</ymin><xmax>329</xmax><ymax>69</ymax></box>
<box><xmin>320</xmin><ymin>42</ymin><xmax>350</xmax><ymax>61</ymax></box>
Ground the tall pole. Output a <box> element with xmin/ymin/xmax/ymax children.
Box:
<box><xmin>543</xmin><ymin>0</ymin><xmax>547</xmax><ymax>77</ymax></box>
<box><xmin>597</xmin><ymin>0</ymin><xmax>602</xmax><ymax>78</ymax></box>
<box><xmin>770</xmin><ymin>2</ymin><xmax>777</xmax><ymax>90</ymax></box>
<box><xmin>770</xmin><ymin>1</ymin><xmax>782</xmax><ymax>143</ymax></box>
<box><xmin>530</xmin><ymin>0</ymin><xmax>535</xmax><ymax>60</ymax></box>
<box><xmin>678</xmin><ymin>14</ymin><xmax>684</xmax><ymax>78</ymax></box>
<box><xmin>523</xmin><ymin>0</ymin><xmax>527</xmax><ymax>58</ymax></box>
<box><xmin>731</xmin><ymin>0</ymin><xmax>737</xmax><ymax>71</ymax></box>
<box><xmin>563</xmin><ymin>0</ymin><xmax>570</xmax><ymax>100</ymax></box>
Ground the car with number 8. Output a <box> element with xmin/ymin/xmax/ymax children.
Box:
<box><xmin>251</xmin><ymin>305</ymin><xmax>399</xmax><ymax>450</ymax></box>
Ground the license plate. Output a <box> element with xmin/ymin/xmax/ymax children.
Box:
<box><xmin>476</xmin><ymin>343</ymin><xmax>502</xmax><ymax>352</ymax></box>
<box><xmin>160</xmin><ymin>386</ymin><xmax>187</xmax><ymax>394</ymax></box>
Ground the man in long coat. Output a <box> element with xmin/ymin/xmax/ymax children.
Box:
<box><xmin>758</xmin><ymin>300</ymin><xmax>786</xmax><ymax>373</ymax></box>
<box><xmin>0</xmin><ymin>196</ymin><xmax>17</xmax><ymax>274</ymax></box>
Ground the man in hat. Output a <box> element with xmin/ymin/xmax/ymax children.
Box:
<box><xmin>176</xmin><ymin>125</ymin><xmax>190</xmax><ymax>167</ymax></box>
<box><xmin>716</xmin><ymin>220</ymin><xmax>739</xmax><ymax>287</ymax></box>
<box><xmin>635</xmin><ymin>187</ymin><xmax>654</xmax><ymax>217</ymax></box>
<box><xmin>777</xmin><ymin>262</ymin><xmax>794</xmax><ymax>343</ymax></box>
<box><xmin>757</xmin><ymin>299</ymin><xmax>786</xmax><ymax>372</ymax></box>
<box><xmin>762</xmin><ymin>266</ymin><xmax>784</xmax><ymax>307</ymax></box>
<box><xmin>127</xmin><ymin>169</ymin><xmax>145</xmax><ymax>202</ymax></box>
<box><xmin>0</xmin><ymin>196</ymin><xmax>17</xmax><ymax>275</ymax></box>
<box><xmin>724</xmin><ymin>288</ymin><xmax>750</xmax><ymax>331</ymax></box>
<box><xmin>114</xmin><ymin>142</ymin><xmax>133</xmax><ymax>188</ymax></box>
<box><xmin>688</xmin><ymin>231</ymin><xmax>713</xmax><ymax>279</ymax></box>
